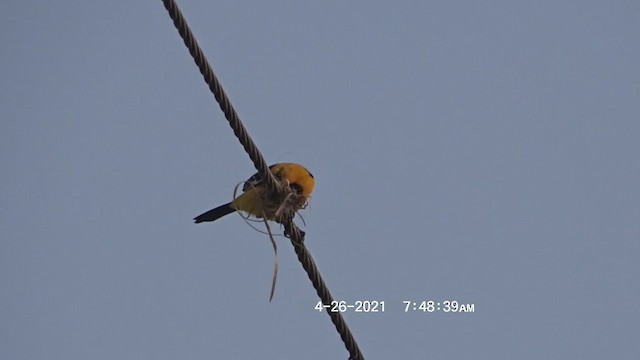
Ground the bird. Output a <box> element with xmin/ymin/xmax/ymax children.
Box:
<box><xmin>194</xmin><ymin>163</ymin><xmax>315</xmax><ymax>224</ymax></box>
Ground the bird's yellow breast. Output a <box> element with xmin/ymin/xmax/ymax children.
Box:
<box><xmin>231</xmin><ymin>163</ymin><xmax>314</xmax><ymax>221</ymax></box>
<box><xmin>272</xmin><ymin>163</ymin><xmax>315</xmax><ymax>198</ymax></box>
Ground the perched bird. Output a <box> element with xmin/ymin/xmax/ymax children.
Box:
<box><xmin>194</xmin><ymin>163</ymin><xmax>315</xmax><ymax>224</ymax></box>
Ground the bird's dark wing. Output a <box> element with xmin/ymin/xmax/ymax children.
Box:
<box><xmin>241</xmin><ymin>164</ymin><xmax>278</xmax><ymax>192</ymax></box>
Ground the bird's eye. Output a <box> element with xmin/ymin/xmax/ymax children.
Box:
<box><xmin>291</xmin><ymin>183</ymin><xmax>303</xmax><ymax>194</ymax></box>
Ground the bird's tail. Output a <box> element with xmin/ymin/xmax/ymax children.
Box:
<box><xmin>193</xmin><ymin>203</ymin><xmax>235</xmax><ymax>223</ymax></box>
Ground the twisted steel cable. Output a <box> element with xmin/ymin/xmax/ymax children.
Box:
<box><xmin>161</xmin><ymin>0</ymin><xmax>279</xmax><ymax>194</ymax></box>
<box><xmin>161</xmin><ymin>1</ymin><xmax>364</xmax><ymax>359</ymax></box>
<box><xmin>284</xmin><ymin>223</ymin><xmax>365</xmax><ymax>360</ymax></box>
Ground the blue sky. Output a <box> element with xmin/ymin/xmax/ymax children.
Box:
<box><xmin>2</xmin><ymin>1</ymin><xmax>639</xmax><ymax>359</ymax></box>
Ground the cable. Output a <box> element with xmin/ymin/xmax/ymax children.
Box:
<box><xmin>161</xmin><ymin>1</ymin><xmax>364</xmax><ymax>359</ymax></box>
<box><xmin>161</xmin><ymin>0</ymin><xmax>279</xmax><ymax>194</ymax></box>
<box><xmin>284</xmin><ymin>222</ymin><xmax>365</xmax><ymax>360</ymax></box>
